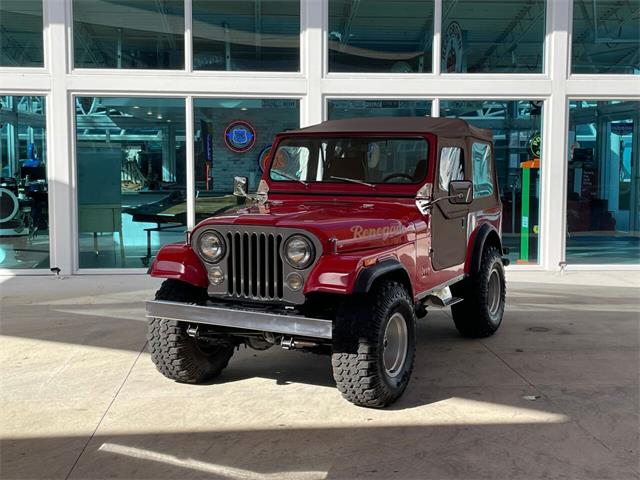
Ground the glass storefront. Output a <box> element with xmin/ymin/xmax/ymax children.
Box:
<box><xmin>328</xmin><ymin>99</ymin><xmax>432</xmax><ymax>119</ymax></box>
<box><xmin>73</xmin><ymin>0</ymin><xmax>185</xmax><ymax>69</ymax></box>
<box><xmin>2</xmin><ymin>2</ymin><xmax>639</xmax><ymax>272</ymax></box>
<box><xmin>442</xmin><ymin>100</ymin><xmax>543</xmax><ymax>264</ymax></box>
<box><xmin>0</xmin><ymin>96</ymin><xmax>48</xmax><ymax>268</ymax></box>
<box><xmin>566</xmin><ymin>100</ymin><xmax>639</xmax><ymax>264</ymax></box>
<box><xmin>75</xmin><ymin>97</ymin><xmax>186</xmax><ymax>268</ymax></box>
<box><xmin>442</xmin><ymin>0</ymin><xmax>546</xmax><ymax>73</ymax></box>
<box><xmin>0</xmin><ymin>0</ymin><xmax>44</xmax><ymax>67</ymax></box>
<box><xmin>572</xmin><ymin>0</ymin><xmax>639</xmax><ymax>75</ymax></box>
<box><xmin>193</xmin><ymin>1</ymin><xmax>300</xmax><ymax>71</ymax></box>
<box><xmin>328</xmin><ymin>0</ymin><xmax>434</xmax><ymax>73</ymax></box>
<box><xmin>193</xmin><ymin>98</ymin><xmax>299</xmax><ymax>221</ymax></box>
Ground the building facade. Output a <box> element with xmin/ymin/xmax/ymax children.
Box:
<box><xmin>0</xmin><ymin>0</ymin><xmax>638</xmax><ymax>275</ymax></box>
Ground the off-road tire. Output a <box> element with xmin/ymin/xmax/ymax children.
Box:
<box><xmin>451</xmin><ymin>246</ymin><xmax>506</xmax><ymax>338</ymax></box>
<box><xmin>148</xmin><ymin>280</ymin><xmax>234</xmax><ymax>383</ymax></box>
<box><xmin>331</xmin><ymin>281</ymin><xmax>416</xmax><ymax>408</ymax></box>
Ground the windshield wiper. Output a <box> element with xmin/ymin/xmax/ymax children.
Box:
<box><xmin>273</xmin><ymin>170</ymin><xmax>308</xmax><ymax>186</ymax></box>
<box><xmin>330</xmin><ymin>176</ymin><xmax>375</xmax><ymax>187</ymax></box>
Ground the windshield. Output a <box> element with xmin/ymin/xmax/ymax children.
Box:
<box><xmin>269</xmin><ymin>137</ymin><xmax>429</xmax><ymax>185</ymax></box>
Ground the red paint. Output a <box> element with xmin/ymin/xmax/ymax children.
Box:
<box><xmin>150</xmin><ymin>128</ymin><xmax>503</xmax><ymax>301</ymax></box>
<box><xmin>149</xmin><ymin>243</ymin><xmax>208</xmax><ymax>288</ymax></box>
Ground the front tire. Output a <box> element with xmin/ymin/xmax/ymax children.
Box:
<box><xmin>331</xmin><ymin>281</ymin><xmax>416</xmax><ymax>408</ymax></box>
<box><xmin>451</xmin><ymin>246</ymin><xmax>506</xmax><ymax>338</ymax></box>
<box><xmin>148</xmin><ymin>280</ymin><xmax>234</xmax><ymax>384</ymax></box>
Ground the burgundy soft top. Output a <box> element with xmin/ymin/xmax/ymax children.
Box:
<box><xmin>285</xmin><ymin>117</ymin><xmax>493</xmax><ymax>142</ymax></box>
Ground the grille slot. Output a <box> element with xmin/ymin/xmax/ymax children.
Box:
<box><xmin>226</xmin><ymin>231</ymin><xmax>284</xmax><ymax>300</ymax></box>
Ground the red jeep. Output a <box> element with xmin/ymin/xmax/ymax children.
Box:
<box><xmin>146</xmin><ymin>118</ymin><xmax>507</xmax><ymax>408</ymax></box>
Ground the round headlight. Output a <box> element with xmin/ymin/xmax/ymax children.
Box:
<box><xmin>198</xmin><ymin>230</ymin><xmax>225</xmax><ymax>263</ymax></box>
<box><xmin>284</xmin><ymin>235</ymin><xmax>314</xmax><ymax>269</ymax></box>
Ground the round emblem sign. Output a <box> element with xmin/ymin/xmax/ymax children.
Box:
<box><xmin>224</xmin><ymin>120</ymin><xmax>256</xmax><ymax>153</ymax></box>
<box><xmin>528</xmin><ymin>132</ymin><xmax>542</xmax><ymax>159</ymax></box>
<box><xmin>257</xmin><ymin>145</ymin><xmax>272</xmax><ymax>172</ymax></box>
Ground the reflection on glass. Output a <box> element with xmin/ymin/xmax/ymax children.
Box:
<box><xmin>0</xmin><ymin>96</ymin><xmax>49</xmax><ymax>268</ymax></box>
<box><xmin>328</xmin><ymin>0</ymin><xmax>434</xmax><ymax>73</ymax></box>
<box><xmin>270</xmin><ymin>137</ymin><xmax>429</xmax><ymax>184</ymax></box>
<box><xmin>73</xmin><ymin>0</ymin><xmax>185</xmax><ymax>69</ymax></box>
<box><xmin>442</xmin><ymin>0</ymin><xmax>545</xmax><ymax>73</ymax></box>
<box><xmin>193</xmin><ymin>0</ymin><xmax>300</xmax><ymax>71</ymax></box>
<box><xmin>328</xmin><ymin>99</ymin><xmax>432</xmax><ymax>120</ymax></box>
<box><xmin>193</xmin><ymin>99</ymin><xmax>299</xmax><ymax>222</ymax></box>
<box><xmin>442</xmin><ymin>100</ymin><xmax>543</xmax><ymax>264</ymax></box>
<box><xmin>572</xmin><ymin>0</ymin><xmax>639</xmax><ymax>74</ymax></box>
<box><xmin>0</xmin><ymin>0</ymin><xmax>44</xmax><ymax>67</ymax></box>
<box><xmin>76</xmin><ymin>97</ymin><xmax>186</xmax><ymax>268</ymax></box>
<box><xmin>566</xmin><ymin>101</ymin><xmax>639</xmax><ymax>264</ymax></box>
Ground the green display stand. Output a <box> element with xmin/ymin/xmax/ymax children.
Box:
<box><xmin>518</xmin><ymin>159</ymin><xmax>539</xmax><ymax>264</ymax></box>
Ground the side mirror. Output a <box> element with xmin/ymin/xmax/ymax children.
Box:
<box><xmin>233</xmin><ymin>176</ymin><xmax>249</xmax><ymax>198</ymax></box>
<box><xmin>448</xmin><ymin>180</ymin><xmax>473</xmax><ymax>204</ymax></box>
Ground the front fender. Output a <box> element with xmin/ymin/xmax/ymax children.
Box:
<box><xmin>304</xmin><ymin>255</ymin><xmax>362</xmax><ymax>295</ymax></box>
<box><xmin>149</xmin><ymin>243</ymin><xmax>208</xmax><ymax>288</ymax></box>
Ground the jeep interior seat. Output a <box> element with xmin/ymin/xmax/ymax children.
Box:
<box><xmin>413</xmin><ymin>160</ymin><xmax>428</xmax><ymax>182</ymax></box>
<box><xmin>325</xmin><ymin>150</ymin><xmax>366</xmax><ymax>181</ymax></box>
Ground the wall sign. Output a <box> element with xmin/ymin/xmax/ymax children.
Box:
<box><xmin>528</xmin><ymin>132</ymin><xmax>542</xmax><ymax>159</ymax></box>
<box><xmin>443</xmin><ymin>22</ymin><xmax>464</xmax><ymax>73</ymax></box>
<box><xmin>224</xmin><ymin>120</ymin><xmax>256</xmax><ymax>153</ymax></box>
<box><xmin>257</xmin><ymin>145</ymin><xmax>272</xmax><ymax>172</ymax></box>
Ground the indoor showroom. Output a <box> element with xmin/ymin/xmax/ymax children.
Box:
<box><xmin>0</xmin><ymin>0</ymin><xmax>638</xmax><ymax>479</ymax></box>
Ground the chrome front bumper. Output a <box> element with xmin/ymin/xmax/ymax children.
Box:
<box><xmin>145</xmin><ymin>300</ymin><xmax>333</xmax><ymax>340</ymax></box>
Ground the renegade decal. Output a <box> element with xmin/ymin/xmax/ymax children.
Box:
<box><xmin>351</xmin><ymin>224</ymin><xmax>404</xmax><ymax>241</ymax></box>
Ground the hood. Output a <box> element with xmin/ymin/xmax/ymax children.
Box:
<box><xmin>196</xmin><ymin>198</ymin><xmax>422</xmax><ymax>253</ymax></box>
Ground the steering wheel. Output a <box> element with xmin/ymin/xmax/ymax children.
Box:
<box><xmin>382</xmin><ymin>173</ymin><xmax>414</xmax><ymax>183</ymax></box>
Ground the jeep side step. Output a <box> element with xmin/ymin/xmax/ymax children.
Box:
<box><xmin>423</xmin><ymin>287</ymin><xmax>463</xmax><ymax>308</ymax></box>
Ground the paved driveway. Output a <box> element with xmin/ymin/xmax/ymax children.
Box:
<box><xmin>1</xmin><ymin>272</ymin><xmax>638</xmax><ymax>479</ymax></box>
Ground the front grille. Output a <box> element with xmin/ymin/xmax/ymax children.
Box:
<box><xmin>225</xmin><ymin>231</ymin><xmax>284</xmax><ymax>300</ymax></box>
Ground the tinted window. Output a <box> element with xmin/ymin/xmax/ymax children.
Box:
<box><xmin>328</xmin><ymin>0</ymin><xmax>434</xmax><ymax>73</ymax></box>
<box><xmin>328</xmin><ymin>99</ymin><xmax>432</xmax><ymax>119</ymax></box>
<box><xmin>0</xmin><ymin>0</ymin><xmax>44</xmax><ymax>67</ymax></box>
<box><xmin>471</xmin><ymin>142</ymin><xmax>493</xmax><ymax>198</ymax></box>
<box><xmin>566</xmin><ymin>100</ymin><xmax>640</xmax><ymax>264</ymax></box>
<box><xmin>193</xmin><ymin>0</ymin><xmax>300</xmax><ymax>71</ymax></box>
<box><xmin>73</xmin><ymin>0</ymin><xmax>185</xmax><ymax>69</ymax></box>
<box><xmin>438</xmin><ymin>146</ymin><xmax>464</xmax><ymax>191</ymax></box>
<box><xmin>572</xmin><ymin>0</ymin><xmax>639</xmax><ymax>74</ymax></box>
<box><xmin>442</xmin><ymin>0</ymin><xmax>545</xmax><ymax>73</ymax></box>
<box><xmin>270</xmin><ymin>137</ymin><xmax>429</xmax><ymax>184</ymax></box>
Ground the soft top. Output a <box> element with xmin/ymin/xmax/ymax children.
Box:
<box><xmin>285</xmin><ymin>117</ymin><xmax>492</xmax><ymax>142</ymax></box>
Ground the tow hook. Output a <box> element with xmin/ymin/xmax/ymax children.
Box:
<box><xmin>281</xmin><ymin>337</ymin><xmax>319</xmax><ymax>350</ymax></box>
<box><xmin>186</xmin><ymin>325</ymin><xmax>198</xmax><ymax>338</ymax></box>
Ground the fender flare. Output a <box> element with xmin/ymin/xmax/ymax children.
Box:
<box><xmin>353</xmin><ymin>258</ymin><xmax>412</xmax><ymax>296</ymax></box>
<box><xmin>467</xmin><ymin>223</ymin><xmax>503</xmax><ymax>275</ymax></box>
<box><xmin>148</xmin><ymin>243</ymin><xmax>208</xmax><ymax>288</ymax></box>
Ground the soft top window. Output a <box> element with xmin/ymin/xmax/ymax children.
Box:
<box><xmin>471</xmin><ymin>142</ymin><xmax>494</xmax><ymax>198</ymax></box>
<box><xmin>270</xmin><ymin>137</ymin><xmax>429</xmax><ymax>185</ymax></box>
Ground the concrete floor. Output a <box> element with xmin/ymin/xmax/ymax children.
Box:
<box><xmin>1</xmin><ymin>271</ymin><xmax>638</xmax><ymax>480</ymax></box>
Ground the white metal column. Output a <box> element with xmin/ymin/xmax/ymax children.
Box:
<box><xmin>46</xmin><ymin>0</ymin><xmax>75</xmax><ymax>275</ymax></box>
<box><xmin>540</xmin><ymin>0</ymin><xmax>572</xmax><ymax>271</ymax></box>
<box><xmin>301</xmin><ymin>0</ymin><xmax>324</xmax><ymax>127</ymax></box>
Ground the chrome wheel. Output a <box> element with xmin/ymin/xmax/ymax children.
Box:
<box><xmin>487</xmin><ymin>268</ymin><xmax>502</xmax><ymax>317</ymax></box>
<box><xmin>383</xmin><ymin>312</ymin><xmax>408</xmax><ymax>378</ymax></box>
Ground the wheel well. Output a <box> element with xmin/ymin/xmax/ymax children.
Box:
<box><xmin>469</xmin><ymin>226</ymin><xmax>503</xmax><ymax>275</ymax></box>
<box><xmin>370</xmin><ymin>268</ymin><xmax>413</xmax><ymax>299</ymax></box>
<box><xmin>484</xmin><ymin>230</ymin><xmax>502</xmax><ymax>254</ymax></box>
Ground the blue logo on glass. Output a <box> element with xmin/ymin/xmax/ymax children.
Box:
<box><xmin>224</xmin><ymin>121</ymin><xmax>256</xmax><ymax>152</ymax></box>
